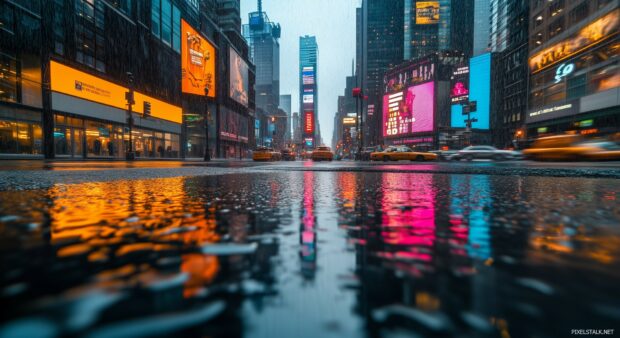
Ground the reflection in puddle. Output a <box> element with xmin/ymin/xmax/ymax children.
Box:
<box><xmin>0</xmin><ymin>173</ymin><xmax>619</xmax><ymax>338</ymax></box>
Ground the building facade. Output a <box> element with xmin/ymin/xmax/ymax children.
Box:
<box><xmin>403</xmin><ymin>0</ymin><xmax>475</xmax><ymax>60</ymax></box>
<box><xmin>0</xmin><ymin>0</ymin><xmax>254</xmax><ymax>160</ymax></box>
<box><xmin>526</xmin><ymin>0</ymin><xmax>619</xmax><ymax>139</ymax></box>
<box><xmin>299</xmin><ymin>35</ymin><xmax>318</xmax><ymax>149</ymax></box>
<box><xmin>492</xmin><ymin>0</ymin><xmax>530</xmax><ymax>148</ymax></box>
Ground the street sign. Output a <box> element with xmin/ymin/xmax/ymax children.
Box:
<box><xmin>469</xmin><ymin>101</ymin><xmax>477</xmax><ymax>112</ymax></box>
<box><xmin>462</xmin><ymin>105</ymin><xmax>470</xmax><ymax>115</ymax></box>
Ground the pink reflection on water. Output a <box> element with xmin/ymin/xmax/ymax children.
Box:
<box><xmin>380</xmin><ymin>174</ymin><xmax>436</xmax><ymax>262</ymax></box>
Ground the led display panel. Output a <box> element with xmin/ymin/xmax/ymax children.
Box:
<box><xmin>382</xmin><ymin>81</ymin><xmax>434</xmax><ymax>137</ymax></box>
<box><xmin>451</xmin><ymin>53</ymin><xmax>490</xmax><ymax>129</ymax></box>
<box><xmin>181</xmin><ymin>20</ymin><xmax>216</xmax><ymax>97</ymax></box>
<box><xmin>229</xmin><ymin>47</ymin><xmax>249</xmax><ymax>107</ymax></box>
<box><xmin>304</xmin><ymin>111</ymin><xmax>314</xmax><ymax>134</ymax></box>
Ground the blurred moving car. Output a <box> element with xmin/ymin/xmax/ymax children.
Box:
<box><xmin>429</xmin><ymin>149</ymin><xmax>458</xmax><ymax>161</ymax></box>
<box><xmin>253</xmin><ymin>147</ymin><xmax>281</xmax><ymax>161</ymax></box>
<box><xmin>522</xmin><ymin>135</ymin><xmax>591</xmax><ymax>161</ymax></box>
<box><xmin>370</xmin><ymin>146</ymin><xmax>438</xmax><ymax>161</ymax></box>
<box><xmin>281</xmin><ymin>148</ymin><xmax>296</xmax><ymax>161</ymax></box>
<box><xmin>311</xmin><ymin>146</ymin><xmax>334</xmax><ymax>161</ymax></box>
<box><xmin>523</xmin><ymin>135</ymin><xmax>620</xmax><ymax>161</ymax></box>
<box><xmin>582</xmin><ymin>142</ymin><xmax>620</xmax><ymax>161</ymax></box>
<box><xmin>451</xmin><ymin>145</ymin><xmax>520</xmax><ymax>161</ymax></box>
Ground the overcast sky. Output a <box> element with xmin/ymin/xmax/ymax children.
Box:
<box><xmin>240</xmin><ymin>0</ymin><xmax>360</xmax><ymax>147</ymax></box>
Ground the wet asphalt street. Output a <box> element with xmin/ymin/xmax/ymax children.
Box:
<box><xmin>0</xmin><ymin>160</ymin><xmax>619</xmax><ymax>338</ymax></box>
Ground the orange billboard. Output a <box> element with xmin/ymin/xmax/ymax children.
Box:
<box><xmin>181</xmin><ymin>19</ymin><xmax>216</xmax><ymax>97</ymax></box>
<box><xmin>49</xmin><ymin>61</ymin><xmax>182</xmax><ymax>123</ymax></box>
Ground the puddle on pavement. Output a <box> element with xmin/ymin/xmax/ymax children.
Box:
<box><xmin>0</xmin><ymin>172</ymin><xmax>619</xmax><ymax>338</ymax></box>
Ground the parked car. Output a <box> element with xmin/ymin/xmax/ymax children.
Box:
<box><xmin>451</xmin><ymin>145</ymin><xmax>520</xmax><ymax>161</ymax></box>
<box><xmin>370</xmin><ymin>146</ymin><xmax>438</xmax><ymax>161</ymax></box>
<box><xmin>253</xmin><ymin>147</ymin><xmax>281</xmax><ymax>161</ymax></box>
<box><xmin>311</xmin><ymin>146</ymin><xmax>334</xmax><ymax>161</ymax></box>
<box><xmin>359</xmin><ymin>146</ymin><xmax>379</xmax><ymax>161</ymax></box>
<box><xmin>281</xmin><ymin>148</ymin><xmax>296</xmax><ymax>161</ymax></box>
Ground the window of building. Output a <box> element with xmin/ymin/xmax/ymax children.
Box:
<box><xmin>106</xmin><ymin>0</ymin><xmax>132</xmax><ymax>15</ymax></box>
<box><xmin>548</xmin><ymin>17</ymin><xmax>564</xmax><ymax>38</ymax></box>
<box><xmin>0</xmin><ymin>54</ymin><xmax>18</xmax><ymax>103</ymax></box>
<box><xmin>151</xmin><ymin>0</ymin><xmax>180</xmax><ymax>52</ymax></box>
<box><xmin>0</xmin><ymin>120</ymin><xmax>42</xmax><ymax>155</ymax></box>
<box><xmin>53</xmin><ymin>0</ymin><xmax>65</xmax><ymax>55</ymax></box>
<box><xmin>161</xmin><ymin>0</ymin><xmax>172</xmax><ymax>45</ymax></box>
<box><xmin>598</xmin><ymin>0</ymin><xmax>614</xmax><ymax>9</ymax></box>
<box><xmin>569</xmin><ymin>3</ymin><xmax>588</xmax><ymax>25</ymax></box>
<box><xmin>549</xmin><ymin>0</ymin><xmax>565</xmax><ymax>18</ymax></box>
<box><xmin>151</xmin><ymin>0</ymin><xmax>160</xmax><ymax>37</ymax></box>
<box><xmin>0</xmin><ymin>2</ymin><xmax>14</xmax><ymax>34</ymax></box>
<box><xmin>75</xmin><ymin>0</ymin><xmax>105</xmax><ymax>72</ymax></box>
<box><xmin>172</xmin><ymin>5</ymin><xmax>181</xmax><ymax>52</ymax></box>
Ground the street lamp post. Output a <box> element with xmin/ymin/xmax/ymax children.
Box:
<box><xmin>125</xmin><ymin>72</ymin><xmax>135</xmax><ymax>161</ymax></box>
<box><xmin>204</xmin><ymin>87</ymin><xmax>211</xmax><ymax>161</ymax></box>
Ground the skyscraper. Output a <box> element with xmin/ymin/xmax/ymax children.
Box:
<box><xmin>360</xmin><ymin>0</ymin><xmax>404</xmax><ymax>146</ymax></box>
<box><xmin>279</xmin><ymin>94</ymin><xmax>292</xmax><ymax>142</ymax></box>
<box><xmin>300</xmin><ymin>36</ymin><xmax>318</xmax><ymax>148</ymax></box>
<box><xmin>242</xmin><ymin>5</ymin><xmax>281</xmax><ymax>117</ymax></box>
<box><xmin>217</xmin><ymin>0</ymin><xmax>242</xmax><ymax>34</ymax></box>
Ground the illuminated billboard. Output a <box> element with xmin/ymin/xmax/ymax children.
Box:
<box><xmin>343</xmin><ymin>117</ymin><xmax>356</xmax><ymax>125</ymax></box>
<box><xmin>304</xmin><ymin>111</ymin><xmax>314</xmax><ymax>134</ymax></box>
<box><xmin>50</xmin><ymin>61</ymin><xmax>182</xmax><ymax>123</ymax></box>
<box><xmin>302</xmin><ymin>67</ymin><xmax>315</xmax><ymax>85</ymax></box>
<box><xmin>229</xmin><ymin>47</ymin><xmax>249</xmax><ymax>107</ymax></box>
<box><xmin>181</xmin><ymin>20</ymin><xmax>216</xmax><ymax>97</ymax></box>
<box><xmin>451</xmin><ymin>53</ymin><xmax>490</xmax><ymax>129</ymax></box>
<box><xmin>529</xmin><ymin>10</ymin><xmax>619</xmax><ymax>73</ymax></box>
<box><xmin>450</xmin><ymin>65</ymin><xmax>469</xmax><ymax>104</ymax></box>
<box><xmin>416</xmin><ymin>1</ymin><xmax>439</xmax><ymax>25</ymax></box>
<box><xmin>382</xmin><ymin>81</ymin><xmax>434</xmax><ymax>137</ymax></box>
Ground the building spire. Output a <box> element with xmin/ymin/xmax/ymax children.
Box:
<box><xmin>258</xmin><ymin>0</ymin><xmax>262</xmax><ymax>14</ymax></box>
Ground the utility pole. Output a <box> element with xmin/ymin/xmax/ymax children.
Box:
<box><xmin>125</xmin><ymin>72</ymin><xmax>135</xmax><ymax>160</ymax></box>
<box><xmin>204</xmin><ymin>87</ymin><xmax>211</xmax><ymax>161</ymax></box>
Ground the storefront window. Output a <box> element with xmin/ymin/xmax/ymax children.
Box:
<box><xmin>0</xmin><ymin>120</ymin><xmax>42</xmax><ymax>154</ymax></box>
<box><xmin>165</xmin><ymin>133</ymin><xmax>180</xmax><ymax>158</ymax></box>
<box><xmin>86</xmin><ymin>121</ymin><xmax>113</xmax><ymax>157</ymax></box>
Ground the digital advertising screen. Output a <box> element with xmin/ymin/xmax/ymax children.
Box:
<box><xmin>229</xmin><ymin>47</ymin><xmax>249</xmax><ymax>107</ymax></box>
<box><xmin>302</xmin><ymin>66</ymin><xmax>315</xmax><ymax>85</ymax></box>
<box><xmin>451</xmin><ymin>53</ymin><xmax>490</xmax><ymax>129</ymax></box>
<box><xmin>416</xmin><ymin>1</ymin><xmax>439</xmax><ymax>25</ymax></box>
<box><xmin>382</xmin><ymin>81</ymin><xmax>434</xmax><ymax>138</ymax></box>
<box><xmin>181</xmin><ymin>20</ymin><xmax>216</xmax><ymax>98</ymax></box>
<box><xmin>304</xmin><ymin>111</ymin><xmax>314</xmax><ymax>134</ymax></box>
<box><xmin>450</xmin><ymin>65</ymin><xmax>469</xmax><ymax>104</ymax></box>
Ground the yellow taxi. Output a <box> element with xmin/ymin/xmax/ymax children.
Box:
<box><xmin>370</xmin><ymin>146</ymin><xmax>438</xmax><ymax>162</ymax></box>
<box><xmin>523</xmin><ymin>135</ymin><xmax>598</xmax><ymax>161</ymax></box>
<box><xmin>253</xmin><ymin>147</ymin><xmax>281</xmax><ymax>161</ymax></box>
<box><xmin>311</xmin><ymin>146</ymin><xmax>334</xmax><ymax>161</ymax></box>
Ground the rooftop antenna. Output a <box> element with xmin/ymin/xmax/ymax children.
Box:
<box><xmin>258</xmin><ymin>0</ymin><xmax>262</xmax><ymax>14</ymax></box>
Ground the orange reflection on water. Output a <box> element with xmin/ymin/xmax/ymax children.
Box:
<box><xmin>339</xmin><ymin>173</ymin><xmax>357</xmax><ymax>209</ymax></box>
<box><xmin>181</xmin><ymin>253</ymin><xmax>220</xmax><ymax>298</ymax></box>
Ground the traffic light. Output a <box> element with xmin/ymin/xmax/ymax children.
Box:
<box><xmin>143</xmin><ymin>101</ymin><xmax>151</xmax><ymax>117</ymax></box>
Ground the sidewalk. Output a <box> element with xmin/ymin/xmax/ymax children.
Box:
<box><xmin>0</xmin><ymin>158</ymin><xmax>255</xmax><ymax>171</ymax></box>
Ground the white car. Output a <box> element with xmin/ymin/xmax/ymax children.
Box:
<box><xmin>452</xmin><ymin>146</ymin><xmax>520</xmax><ymax>161</ymax></box>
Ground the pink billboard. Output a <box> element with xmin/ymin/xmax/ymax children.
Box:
<box><xmin>383</xmin><ymin>82</ymin><xmax>434</xmax><ymax>137</ymax></box>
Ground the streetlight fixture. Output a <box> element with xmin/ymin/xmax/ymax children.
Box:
<box><xmin>125</xmin><ymin>72</ymin><xmax>135</xmax><ymax>161</ymax></box>
<box><xmin>204</xmin><ymin>87</ymin><xmax>211</xmax><ymax>161</ymax></box>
